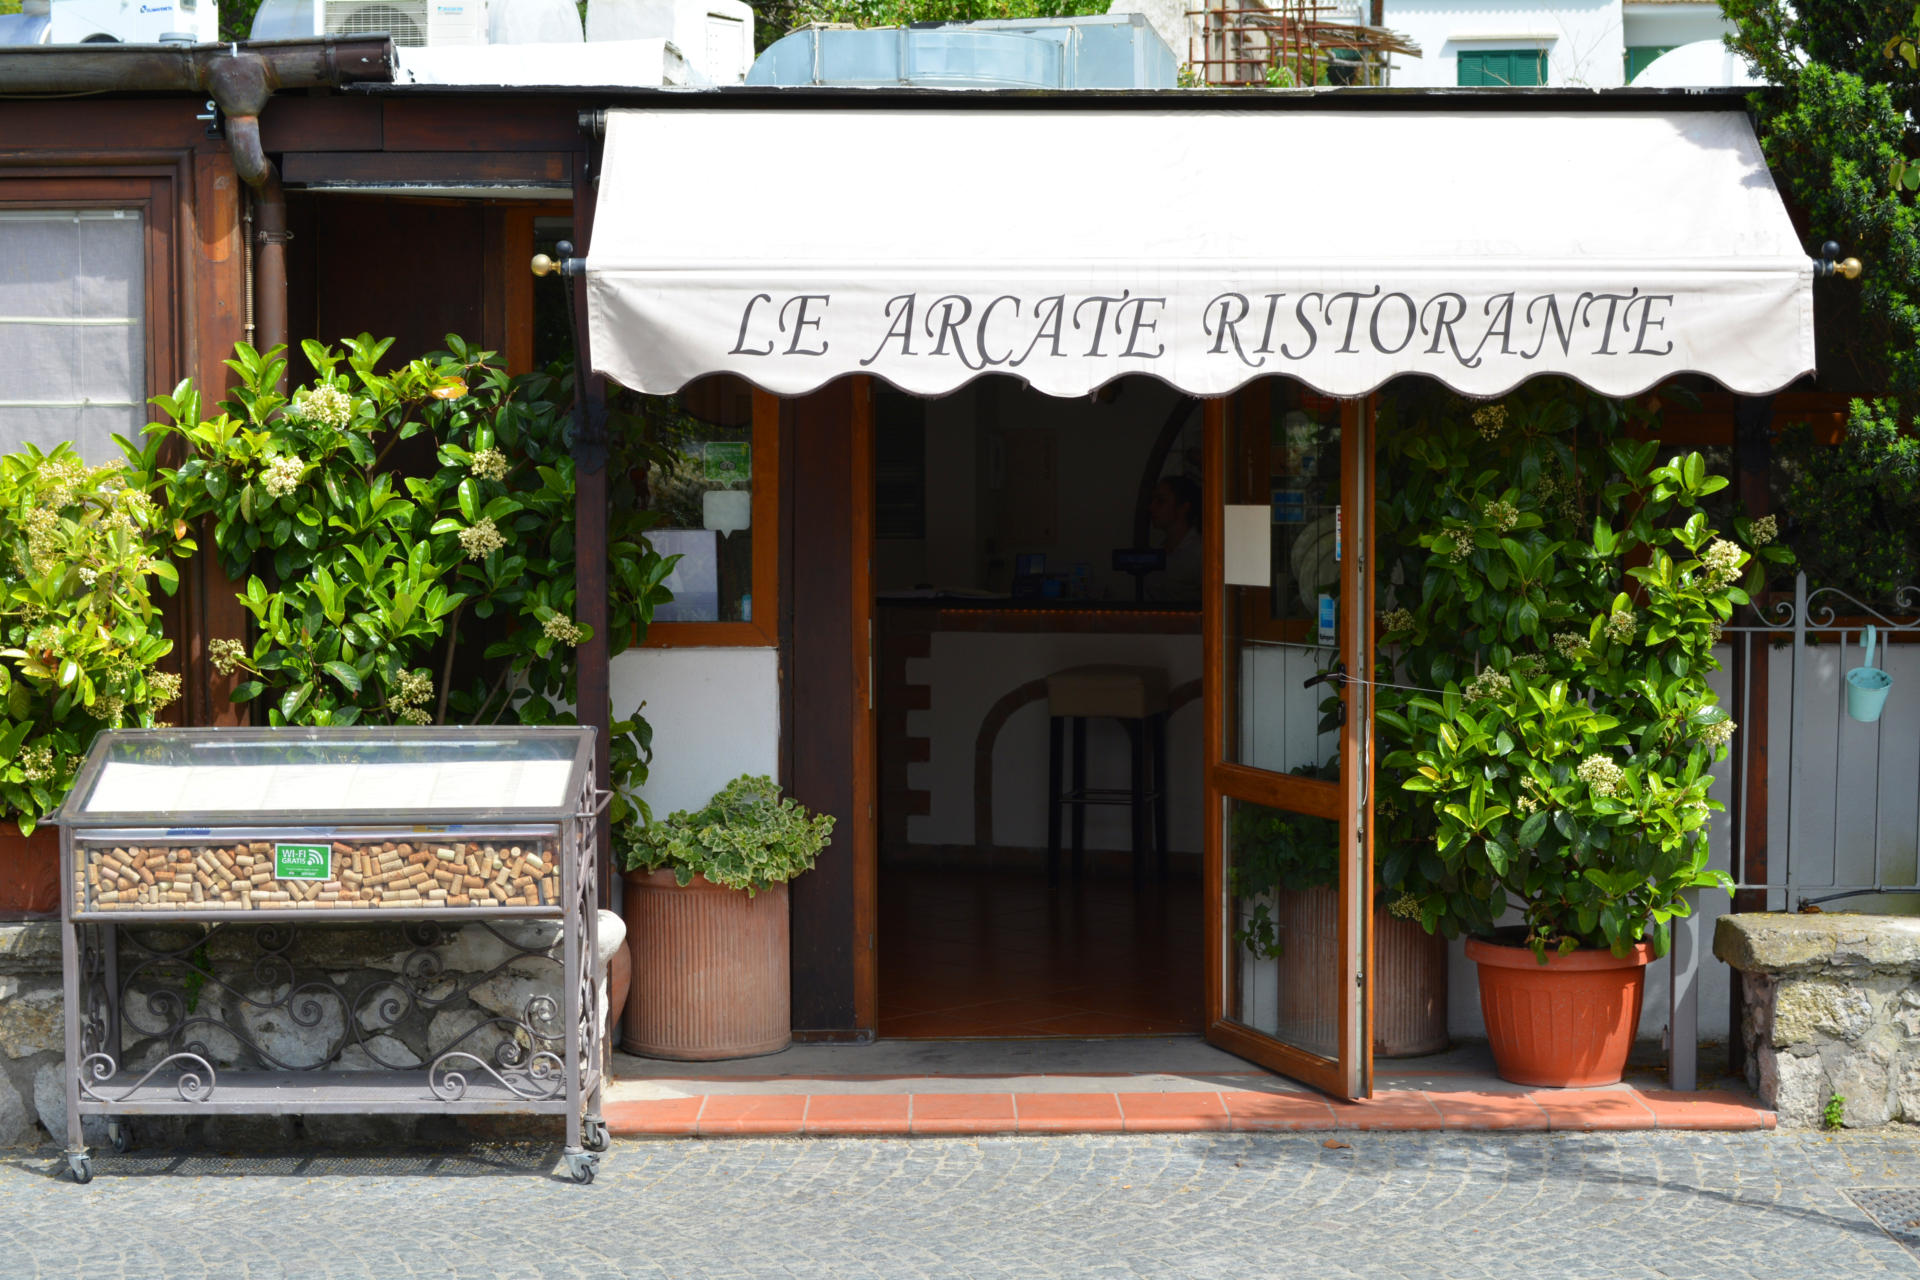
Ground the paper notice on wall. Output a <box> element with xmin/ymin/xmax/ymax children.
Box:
<box><xmin>1224</xmin><ymin>504</ymin><xmax>1272</xmax><ymax>587</ymax></box>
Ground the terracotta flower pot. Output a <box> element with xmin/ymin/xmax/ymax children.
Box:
<box><xmin>1466</xmin><ymin>936</ymin><xmax>1653</xmax><ymax>1087</ymax></box>
<box><xmin>621</xmin><ymin>868</ymin><xmax>790</xmax><ymax>1061</ymax></box>
<box><xmin>0</xmin><ymin>825</ymin><xmax>59</xmax><ymax>918</ymax></box>
<box><xmin>1243</xmin><ymin>887</ymin><xmax>1448</xmax><ymax>1057</ymax></box>
<box><xmin>1375</xmin><ymin>911</ymin><xmax>1449</xmax><ymax>1058</ymax></box>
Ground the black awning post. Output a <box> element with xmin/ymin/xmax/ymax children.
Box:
<box><xmin>562</xmin><ymin>124</ymin><xmax>615</xmax><ymax>914</ymax></box>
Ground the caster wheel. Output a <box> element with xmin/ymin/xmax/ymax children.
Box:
<box><xmin>584</xmin><ymin>1121</ymin><xmax>610</xmax><ymax>1153</ymax></box>
<box><xmin>67</xmin><ymin>1154</ymin><xmax>93</xmax><ymax>1185</ymax></box>
<box><xmin>109</xmin><ymin>1123</ymin><xmax>131</xmax><ymax>1155</ymax></box>
<box><xmin>562</xmin><ymin>1151</ymin><xmax>598</xmax><ymax>1185</ymax></box>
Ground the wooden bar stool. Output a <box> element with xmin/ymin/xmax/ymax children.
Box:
<box><xmin>1045</xmin><ymin>664</ymin><xmax>1170</xmax><ymax>887</ymax></box>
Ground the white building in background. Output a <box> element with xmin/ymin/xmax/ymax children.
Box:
<box><xmin>1379</xmin><ymin>0</ymin><xmax>1737</xmax><ymax>87</ymax></box>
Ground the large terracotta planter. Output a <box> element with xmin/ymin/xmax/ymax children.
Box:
<box><xmin>0</xmin><ymin>825</ymin><xmax>59</xmax><ymax>917</ymax></box>
<box><xmin>1466</xmin><ymin>936</ymin><xmax>1652</xmax><ymax>1087</ymax></box>
<box><xmin>1240</xmin><ymin>887</ymin><xmax>1448</xmax><ymax>1058</ymax></box>
<box><xmin>621</xmin><ymin>869</ymin><xmax>790</xmax><ymax>1061</ymax></box>
<box><xmin>1375</xmin><ymin>911</ymin><xmax>1449</xmax><ymax>1057</ymax></box>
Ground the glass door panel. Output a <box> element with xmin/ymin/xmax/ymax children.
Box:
<box><xmin>1204</xmin><ymin>382</ymin><xmax>1373</xmax><ymax>1100</ymax></box>
<box><xmin>1222</xmin><ymin>382</ymin><xmax>1343</xmax><ymax>776</ymax></box>
<box><xmin>1227</xmin><ymin>798</ymin><xmax>1341</xmax><ymax>1059</ymax></box>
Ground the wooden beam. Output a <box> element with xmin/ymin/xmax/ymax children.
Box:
<box><xmin>257</xmin><ymin>97</ymin><xmax>383</xmax><ymax>153</ymax></box>
<box><xmin>380</xmin><ymin>99</ymin><xmax>586</xmax><ymax>152</ymax></box>
<box><xmin>280</xmin><ymin>151</ymin><xmax>570</xmax><ymax>186</ymax></box>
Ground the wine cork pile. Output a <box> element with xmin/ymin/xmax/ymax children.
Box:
<box><xmin>77</xmin><ymin>839</ymin><xmax>562</xmax><ymax>912</ymax></box>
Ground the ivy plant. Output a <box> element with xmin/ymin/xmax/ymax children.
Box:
<box><xmin>145</xmin><ymin>335</ymin><xmax>678</xmax><ymax>857</ymax></box>
<box><xmin>0</xmin><ymin>443</ymin><xmax>188</xmax><ymax>833</ymax></box>
<box><xmin>624</xmin><ymin>775</ymin><xmax>834</xmax><ymax>894</ymax></box>
<box><xmin>1374</xmin><ymin>382</ymin><xmax>1791</xmax><ymax>960</ymax></box>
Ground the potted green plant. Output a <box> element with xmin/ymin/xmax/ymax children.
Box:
<box><xmin>1229</xmin><ymin>760</ymin><xmax>1447</xmax><ymax>1057</ymax></box>
<box><xmin>620</xmin><ymin>774</ymin><xmax>834</xmax><ymax>1060</ymax></box>
<box><xmin>0</xmin><ymin>443</ymin><xmax>185</xmax><ymax>914</ymax></box>
<box><xmin>1376</xmin><ymin>383</ymin><xmax>1786</xmax><ymax>1086</ymax></box>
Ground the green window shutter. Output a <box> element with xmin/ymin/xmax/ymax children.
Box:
<box><xmin>1624</xmin><ymin>45</ymin><xmax>1675</xmax><ymax>82</ymax></box>
<box><xmin>1457</xmin><ymin>48</ymin><xmax>1547</xmax><ymax>87</ymax></box>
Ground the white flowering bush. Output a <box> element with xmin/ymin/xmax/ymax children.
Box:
<box><xmin>148</xmin><ymin>336</ymin><xmax>678</xmax><ymax>843</ymax></box>
<box><xmin>0</xmin><ymin>444</ymin><xmax>189</xmax><ymax>832</ymax></box>
<box><xmin>1374</xmin><ymin>382</ymin><xmax>1793</xmax><ymax>960</ymax></box>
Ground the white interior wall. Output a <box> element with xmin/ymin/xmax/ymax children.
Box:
<box><xmin>1382</xmin><ymin>0</ymin><xmax>1625</xmax><ymax>87</ymax></box>
<box><xmin>610</xmin><ymin>646</ymin><xmax>780</xmax><ymax>819</ymax></box>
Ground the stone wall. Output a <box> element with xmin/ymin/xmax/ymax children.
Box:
<box><xmin>0</xmin><ymin>913</ymin><xmax>623</xmax><ymax>1148</ymax></box>
<box><xmin>0</xmin><ymin>922</ymin><xmax>64</xmax><ymax>1147</ymax></box>
<box><xmin>1715</xmin><ymin>913</ymin><xmax>1920</xmax><ymax>1127</ymax></box>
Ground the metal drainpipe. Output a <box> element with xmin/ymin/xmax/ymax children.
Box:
<box><xmin>207</xmin><ymin>56</ymin><xmax>289</xmax><ymax>388</ymax></box>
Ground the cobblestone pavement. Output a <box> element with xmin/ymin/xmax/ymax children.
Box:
<box><xmin>6</xmin><ymin>1130</ymin><xmax>1920</xmax><ymax>1278</ymax></box>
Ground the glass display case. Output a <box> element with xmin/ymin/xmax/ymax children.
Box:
<box><xmin>51</xmin><ymin>727</ymin><xmax>607</xmax><ymax>1185</ymax></box>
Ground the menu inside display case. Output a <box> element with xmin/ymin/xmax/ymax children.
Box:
<box><xmin>82</xmin><ymin>759</ymin><xmax>576</xmax><ymax>817</ymax></box>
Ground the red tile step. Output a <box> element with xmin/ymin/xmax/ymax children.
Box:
<box><xmin>604</xmin><ymin>1083</ymin><xmax>1773</xmax><ymax>1139</ymax></box>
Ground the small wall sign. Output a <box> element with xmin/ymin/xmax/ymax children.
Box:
<box><xmin>703</xmin><ymin>441</ymin><xmax>751</xmax><ymax>484</ymax></box>
<box><xmin>274</xmin><ymin>843</ymin><xmax>331</xmax><ymax>881</ymax></box>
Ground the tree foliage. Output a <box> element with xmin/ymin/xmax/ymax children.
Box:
<box><xmin>1724</xmin><ymin>0</ymin><xmax>1920</xmax><ymax>397</ymax></box>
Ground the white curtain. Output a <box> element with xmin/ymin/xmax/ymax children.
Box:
<box><xmin>0</xmin><ymin>209</ymin><xmax>145</xmax><ymax>464</ymax></box>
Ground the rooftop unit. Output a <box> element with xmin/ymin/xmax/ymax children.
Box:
<box><xmin>747</xmin><ymin>12</ymin><xmax>1178</xmax><ymax>90</ymax></box>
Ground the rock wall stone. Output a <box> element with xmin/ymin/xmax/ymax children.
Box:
<box><xmin>1717</xmin><ymin>914</ymin><xmax>1920</xmax><ymax>1127</ymax></box>
<box><xmin>0</xmin><ymin>913</ymin><xmax>623</xmax><ymax>1148</ymax></box>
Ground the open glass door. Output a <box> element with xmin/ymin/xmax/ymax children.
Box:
<box><xmin>1202</xmin><ymin>382</ymin><xmax>1374</xmax><ymax>1099</ymax></box>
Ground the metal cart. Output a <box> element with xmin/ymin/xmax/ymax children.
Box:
<box><xmin>52</xmin><ymin>727</ymin><xmax>607</xmax><ymax>1184</ymax></box>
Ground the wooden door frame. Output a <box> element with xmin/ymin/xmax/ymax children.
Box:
<box><xmin>851</xmin><ymin>376</ymin><xmax>878</xmax><ymax>1034</ymax></box>
<box><xmin>1202</xmin><ymin>388</ymin><xmax>1375</xmax><ymax>1100</ymax></box>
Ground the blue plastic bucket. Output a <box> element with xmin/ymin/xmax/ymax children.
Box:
<box><xmin>1846</xmin><ymin>625</ymin><xmax>1893</xmax><ymax>723</ymax></box>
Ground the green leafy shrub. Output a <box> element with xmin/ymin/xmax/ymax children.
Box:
<box><xmin>1375</xmin><ymin>382</ymin><xmax>1790</xmax><ymax>960</ymax></box>
<box><xmin>625</xmin><ymin>775</ymin><xmax>833</xmax><ymax>894</ymax></box>
<box><xmin>1776</xmin><ymin>400</ymin><xmax>1920</xmax><ymax>604</ymax></box>
<box><xmin>0</xmin><ymin>444</ymin><xmax>188</xmax><ymax>833</ymax></box>
<box><xmin>145</xmin><ymin>334</ymin><xmax>677</xmax><ymax>855</ymax></box>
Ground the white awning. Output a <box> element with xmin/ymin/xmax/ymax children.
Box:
<box><xmin>586</xmin><ymin>105</ymin><xmax>1814</xmax><ymax>400</ymax></box>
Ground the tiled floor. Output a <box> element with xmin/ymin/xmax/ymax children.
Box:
<box><xmin>606</xmin><ymin>1038</ymin><xmax>1776</xmax><ymax>1138</ymax></box>
<box><xmin>876</xmin><ymin>861</ymin><xmax>1204</xmax><ymax>1037</ymax></box>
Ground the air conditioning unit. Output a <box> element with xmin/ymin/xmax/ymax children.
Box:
<box><xmin>321</xmin><ymin>0</ymin><xmax>488</xmax><ymax>46</ymax></box>
<box><xmin>49</xmin><ymin>0</ymin><xmax>219</xmax><ymax>44</ymax></box>
<box><xmin>587</xmin><ymin>0</ymin><xmax>755</xmax><ymax>84</ymax></box>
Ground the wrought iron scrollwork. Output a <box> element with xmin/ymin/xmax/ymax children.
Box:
<box><xmin>106</xmin><ymin>919</ymin><xmax>568</xmax><ymax>1084</ymax></box>
<box><xmin>79</xmin><ymin>1051</ymin><xmax>216</xmax><ymax>1104</ymax></box>
<box><xmin>428</xmin><ymin>1048</ymin><xmax>565</xmax><ymax>1102</ymax></box>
